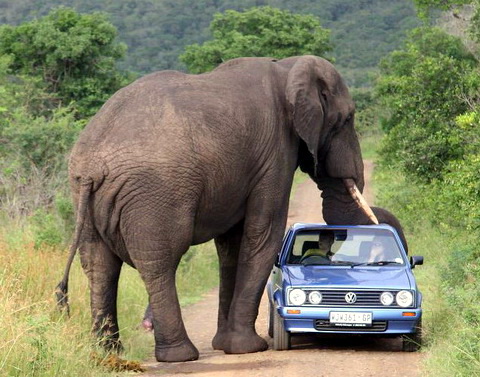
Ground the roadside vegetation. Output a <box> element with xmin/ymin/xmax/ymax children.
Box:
<box><xmin>368</xmin><ymin>1</ymin><xmax>480</xmax><ymax>374</ymax></box>
<box><xmin>0</xmin><ymin>8</ymin><xmax>219</xmax><ymax>376</ymax></box>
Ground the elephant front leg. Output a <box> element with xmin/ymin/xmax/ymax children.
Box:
<box><xmin>223</xmin><ymin>212</ymin><xmax>287</xmax><ymax>354</ymax></box>
<box><xmin>80</xmin><ymin>241</ymin><xmax>123</xmax><ymax>351</ymax></box>
<box><xmin>212</xmin><ymin>222</ymin><xmax>243</xmax><ymax>350</ymax></box>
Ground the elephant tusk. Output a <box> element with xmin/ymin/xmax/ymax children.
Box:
<box><xmin>343</xmin><ymin>179</ymin><xmax>379</xmax><ymax>225</ymax></box>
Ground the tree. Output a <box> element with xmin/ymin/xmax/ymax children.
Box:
<box><xmin>0</xmin><ymin>7</ymin><xmax>131</xmax><ymax>117</ymax></box>
<box><xmin>179</xmin><ymin>6</ymin><xmax>332</xmax><ymax>73</ymax></box>
<box><xmin>375</xmin><ymin>27</ymin><xmax>478</xmax><ymax>182</ymax></box>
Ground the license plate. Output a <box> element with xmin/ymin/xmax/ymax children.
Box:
<box><xmin>329</xmin><ymin>311</ymin><xmax>372</xmax><ymax>326</ymax></box>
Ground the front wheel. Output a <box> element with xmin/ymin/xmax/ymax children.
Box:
<box><xmin>402</xmin><ymin>318</ymin><xmax>422</xmax><ymax>352</ymax></box>
<box><xmin>268</xmin><ymin>300</ymin><xmax>274</xmax><ymax>338</ymax></box>
<box><xmin>273</xmin><ymin>308</ymin><xmax>291</xmax><ymax>350</ymax></box>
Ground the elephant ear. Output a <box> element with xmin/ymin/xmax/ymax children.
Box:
<box><xmin>285</xmin><ymin>56</ymin><xmax>325</xmax><ymax>174</ymax></box>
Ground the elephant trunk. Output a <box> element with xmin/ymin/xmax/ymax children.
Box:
<box><xmin>320</xmin><ymin>178</ymin><xmax>408</xmax><ymax>252</ymax></box>
<box><xmin>320</xmin><ymin>177</ymin><xmax>372</xmax><ymax>226</ymax></box>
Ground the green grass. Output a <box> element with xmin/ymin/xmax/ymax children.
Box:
<box><xmin>373</xmin><ymin>165</ymin><xmax>480</xmax><ymax>376</ymax></box>
<box><xmin>359</xmin><ymin>133</ymin><xmax>383</xmax><ymax>160</ymax></box>
<box><xmin>0</xmin><ymin>222</ymin><xmax>218</xmax><ymax>376</ymax></box>
<box><xmin>405</xmin><ymin>224</ymin><xmax>480</xmax><ymax>376</ymax></box>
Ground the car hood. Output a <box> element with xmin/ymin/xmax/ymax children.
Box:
<box><xmin>283</xmin><ymin>266</ymin><xmax>412</xmax><ymax>290</ymax></box>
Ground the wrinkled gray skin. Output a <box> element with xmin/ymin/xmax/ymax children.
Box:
<box><xmin>60</xmin><ymin>56</ymin><xmax>407</xmax><ymax>363</ymax></box>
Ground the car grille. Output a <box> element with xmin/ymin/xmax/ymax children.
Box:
<box><xmin>303</xmin><ymin>289</ymin><xmax>405</xmax><ymax>307</ymax></box>
<box><xmin>315</xmin><ymin>319</ymin><xmax>388</xmax><ymax>332</ymax></box>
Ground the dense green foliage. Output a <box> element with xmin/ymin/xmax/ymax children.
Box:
<box><xmin>373</xmin><ymin>1</ymin><xmax>480</xmax><ymax>374</ymax></box>
<box><xmin>180</xmin><ymin>6</ymin><xmax>332</xmax><ymax>73</ymax></box>
<box><xmin>412</xmin><ymin>0</ymin><xmax>473</xmax><ymax>17</ymax></box>
<box><xmin>0</xmin><ymin>8</ymin><xmax>130</xmax><ymax>247</ymax></box>
<box><xmin>0</xmin><ymin>0</ymin><xmax>419</xmax><ymax>86</ymax></box>
<box><xmin>375</xmin><ymin>165</ymin><xmax>480</xmax><ymax>376</ymax></box>
<box><xmin>0</xmin><ymin>7</ymin><xmax>130</xmax><ymax>117</ymax></box>
<box><xmin>376</xmin><ymin>26</ymin><xmax>478</xmax><ymax>182</ymax></box>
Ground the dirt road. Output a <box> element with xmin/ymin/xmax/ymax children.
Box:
<box><xmin>141</xmin><ymin>161</ymin><xmax>423</xmax><ymax>376</ymax></box>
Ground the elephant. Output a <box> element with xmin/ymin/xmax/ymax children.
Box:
<box><xmin>56</xmin><ymin>55</ymin><xmax>407</xmax><ymax>363</ymax></box>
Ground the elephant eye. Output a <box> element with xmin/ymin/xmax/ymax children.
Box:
<box><xmin>345</xmin><ymin>114</ymin><xmax>353</xmax><ymax>123</ymax></box>
<box><xmin>317</xmin><ymin>85</ymin><xmax>328</xmax><ymax>103</ymax></box>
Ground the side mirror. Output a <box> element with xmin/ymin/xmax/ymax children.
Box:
<box><xmin>274</xmin><ymin>252</ymin><xmax>281</xmax><ymax>267</ymax></box>
<box><xmin>410</xmin><ymin>256</ymin><xmax>424</xmax><ymax>268</ymax></box>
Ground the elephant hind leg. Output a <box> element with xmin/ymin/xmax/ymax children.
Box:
<box><xmin>79</xmin><ymin>238</ymin><xmax>123</xmax><ymax>351</ymax></box>
<box><xmin>123</xmin><ymin>212</ymin><xmax>199</xmax><ymax>362</ymax></box>
<box><xmin>137</xmin><ymin>260</ymin><xmax>199</xmax><ymax>362</ymax></box>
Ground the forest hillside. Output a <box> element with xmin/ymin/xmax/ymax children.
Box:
<box><xmin>0</xmin><ymin>0</ymin><xmax>419</xmax><ymax>86</ymax></box>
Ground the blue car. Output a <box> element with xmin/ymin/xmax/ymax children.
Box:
<box><xmin>267</xmin><ymin>223</ymin><xmax>424</xmax><ymax>352</ymax></box>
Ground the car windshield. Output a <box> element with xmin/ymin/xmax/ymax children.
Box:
<box><xmin>287</xmin><ymin>228</ymin><xmax>405</xmax><ymax>266</ymax></box>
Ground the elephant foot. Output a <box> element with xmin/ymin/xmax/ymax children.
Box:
<box><xmin>100</xmin><ymin>337</ymin><xmax>124</xmax><ymax>353</ymax></box>
<box><xmin>222</xmin><ymin>330</ymin><xmax>268</xmax><ymax>354</ymax></box>
<box><xmin>212</xmin><ymin>330</ymin><xmax>227</xmax><ymax>350</ymax></box>
<box><xmin>155</xmin><ymin>339</ymin><xmax>199</xmax><ymax>362</ymax></box>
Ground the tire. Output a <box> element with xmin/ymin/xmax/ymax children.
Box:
<box><xmin>402</xmin><ymin>318</ymin><xmax>422</xmax><ymax>352</ymax></box>
<box><xmin>273</xmin><ymin>308</ymin><xmax>291</xmax><ymax>350</ymax></box>
<box><xmin>268</xmin><ymin>300</ymin><xmax>274</xmax><ymax>338</ymax></box>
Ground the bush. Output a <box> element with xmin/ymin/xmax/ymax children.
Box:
<box><xmin>375</xmin><ymin>26</ymin><xmax>477</xmax><ymax>182</ymax></box>
<box><xmin>0</xmin><ymin>7</ymin><xmax>131</xmax><ymax>117</ymax></box>
<box><xmin>1</xmin><ymin>106</ymin><xmax>83</xmax><ymax>174</ymax></box>
<box><xmin>30</xmin><ymin>209</ymin><xmax>64</xmax><ymax>249</ymax></box>
<box><xmin>180</xmin><ymin>6</ymin><xmax>332</xmax><ymax>73</ymax></box>
<box><xmin>433</xmin><ymin>154</ymin><xmax>480</xmax><ymax>230</ymax></box>
<box><xmin>375</xmin><ymin>162</ymin><xmax>480</xmax><ymax>376</ymax></box>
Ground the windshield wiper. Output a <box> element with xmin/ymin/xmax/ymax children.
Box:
<box><xmin>302</xmin><ymin>260</ymin><xmax>361</xmax><ymax>266</ymax></box>
<box><xmin>302</xmin><ymin>260</ymin><xmax>401</xmax><ymax>267</ymax></box>
<box><xmin>349</xmin><ymin>260</ymin><xmax>400</xmax><ymax>268</ymax></box>
<box><xmin>330</xmin><ymin>261</ymin><xmax>358</xmax><ymax>266</ymax></box>
<box><xmin>368</xmin><ymin>261</ymin><xmax>400</xmax><ymax>265</ymax></box>
<box><xmin>301</xmin><ymin>260</ymin><xmax>330</xmax><ymax>266</ymax></box>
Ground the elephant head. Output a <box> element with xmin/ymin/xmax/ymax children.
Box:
<box><xmin>281</xmin><ymin>56</ymin><xmax>405</xmax><ymax>245</ymax></box>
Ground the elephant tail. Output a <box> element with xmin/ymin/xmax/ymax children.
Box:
<box><xmin>55</xmin><ymin>179</ymin><xmax>93</xmax><ymax>315</ymax></box>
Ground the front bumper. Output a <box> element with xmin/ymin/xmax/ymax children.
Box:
<box><xmin>278</xmin><ymin>306</ymin><xmax>422</xmax><ymax>334</ymax></box>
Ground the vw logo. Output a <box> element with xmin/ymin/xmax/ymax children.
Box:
<box><xmin>345</xmin><ymin>292</ymin><xmax>357</xmax><ymax>304</ymax></box>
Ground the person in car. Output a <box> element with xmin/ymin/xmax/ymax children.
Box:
<box><xmin>368</xmin><ymin>237</ymin><xmax>396</xmax><ymax>263</ymax></box>
<box><xmin>300</xmin><ymin>230</ymin><xmax>335</xmax><ymax>263</ymax></box>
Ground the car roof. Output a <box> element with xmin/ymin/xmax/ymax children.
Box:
<box><xmin>288</xmin><ymin>222</ymin><xmax>399</xmax><ymax>234</ymax></box>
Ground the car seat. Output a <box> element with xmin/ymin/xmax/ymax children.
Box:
<box><xmin>302</xmin><ymin>241</ymin><xmax>320</xmax><ymax>255</ymax></box>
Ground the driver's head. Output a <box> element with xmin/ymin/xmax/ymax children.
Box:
<box><xmin>318</xmin><ymin>230</ymin><xmax>335</xmax><ymax>251</ymax></box>
<box><xmin>370</xmin><ymin>237</ymin><xmax>386</xmax><ymax>261</ymax></box>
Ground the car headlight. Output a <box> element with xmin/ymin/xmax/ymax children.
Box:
<box><xmin>288</xmin><ymin>289</ymin><xmax>306</xmax><ymax>305</ymax></box>
<box><xmin>396</xmin><ymin>290</ymin><xmax>413</xmax><ymax>307</ymax></box>
<box><xmin>380</xmin><ymin>291</ymin><xmax>394</xmax><ymax>306</ymax></box>
<box><xmin>308</xmin><ymin>291</ymin><xmax>322</xmax><ymax>305</ymax></box>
